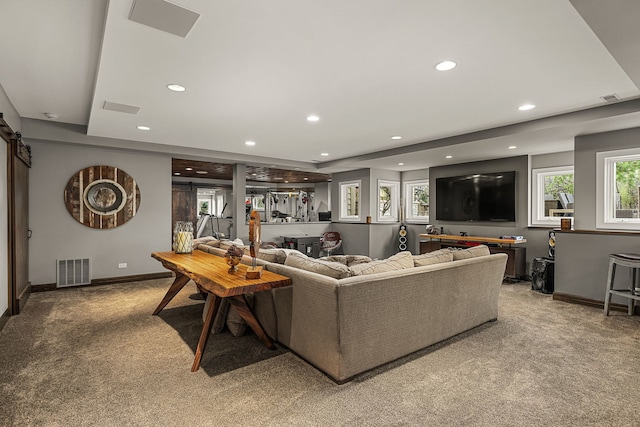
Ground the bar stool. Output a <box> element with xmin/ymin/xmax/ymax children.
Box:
<box><xmin>604</xmin><ymin>253</ymin><xmax>640</xmax><ymax>316</ymax></box>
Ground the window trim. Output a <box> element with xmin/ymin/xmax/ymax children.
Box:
<box><xmin>530</xmin><ymin>165</ymin><xmax>574</xmax><ymax>227</ymax></box>
<box><xmin>596</xmin><ymin>148</ymin><xmax>640</xmax><ymax>230</ymax></box>
<box><xmin>339</xmin><ymin>180</ymin><xmax>361</xmax><ymax>222</ymax></box>
<box><xmin>377</xmin><ymin>180</ymin><xmax>399</xmax><ymax>223</ymax></box>
<box><xmin>404</xmin><ymin>179</ymin><xmax>430</xmax><ymax>223</ymax></box>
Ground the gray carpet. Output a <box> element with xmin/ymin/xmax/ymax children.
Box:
<box><xmin>1</xmin><ymin>278</ymin><xmax>639</xmax><ymax>426</ymax></box>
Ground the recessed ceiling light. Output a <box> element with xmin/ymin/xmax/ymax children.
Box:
<box><xmin>518</xmin><ymin>104</ymin><xmax>536</xmax><ymax>111</ymax></box>
<box><xmin>252</xmin><ymin>173</ymin><xmax>257</xmax><ymax>176</ymax></box>
<box><xmin>320</xmin><ymin>152</ymin><xmax>329</xmax><ymax>156</ymax></box>
<box><xmin>307</xmin><ymin>115</ymin><xmax>320</xmax><ymax>122</ymax></box>
<box><xmin>304</xmin><ymin>177</ymin><xmax>308</xmax><ymax>180</ymax></box>
<box><xmin>445</xmin><ymin>155</ymin><xmax>453</xmax><ymax>159</ymax></box>
<box><xmin>137</xmin><ymin>125</ymin><xmax>150</xmax><ymax>131</ymax></box>
<box><xmin>398</xmin><ymin>162</ymin><xmax>404</xmax><ymax>166</ymax></box>
<box><xmin>508</xmin><ymin>145</ymin><xmax>517</xmax><ymax>149</ymax></box>
<box><xmin>195</xmin><ymin>171</ymin><xmax>208</xmax><ymax>174</ymax></box>
<box><xmin>284</xmin><ymin>180</ymin><xmax>289</xmax><ymax>183</ymax></box>
<box><xmin>435</xmin><ymin>60</ymin><xmax>457</xmax><ymax>71</ymax></box>
<box><xmin>174</xmin><ymin>172</ymin><xmax>180</xmax><ymax>175</ymax></box>
<box><xmin>185</xmin><ymin>167</ymin><xmax>193</xmax><ymax>171</ymax></box>
<box><xmin>391</xmin><ymin>136</ymin><xmax>402</xmax><ymax>140</ymax></box>
<box><xmin>245</xmin><ymin>140</ymin><xmax>256</xmax><ymax>146</ymax></box>
<box><xmin>167</xmin><ymin>84</ymin><xmax>186</xmax><ymax>92</ymax></box>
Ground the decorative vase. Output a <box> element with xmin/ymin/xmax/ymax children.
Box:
<box><xmin>173</xmin><ymin>221</ymin><xmax>193</xmax><ymax>254</ymax></box>
<box><xmin>225</xmin><ymin>255</ymin><xmax>242</xmax><ymax>273</ymax></box>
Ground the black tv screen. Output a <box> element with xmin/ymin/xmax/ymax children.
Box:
<box><xmin>436</xmin><ymin>171</ymin><xmax>516</xmax><ymax>222</ymax></box>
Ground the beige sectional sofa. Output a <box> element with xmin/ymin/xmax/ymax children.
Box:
<box><xmin>194</xmin><ymin>238</ymin><xmax>508</xmax><ymax>383</ymax></box>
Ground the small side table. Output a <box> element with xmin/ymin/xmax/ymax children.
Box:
<box><xmin>604</xmin><ymin>253</ymin><xmax>640</xmax><ymax>316</ymax></box>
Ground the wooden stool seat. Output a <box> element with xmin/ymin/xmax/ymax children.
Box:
<box><xmin>604</xmin><ymin>253</ymin><xmax>640</xmax><ymax>316</ymax></box>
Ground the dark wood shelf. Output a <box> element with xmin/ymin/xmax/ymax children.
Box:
<box><xmin>419</xmin><ymin>238</ymin><xmax>526</xmax><ymax>279</ymax></box>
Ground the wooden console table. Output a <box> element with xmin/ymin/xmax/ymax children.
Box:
<box><xmin>418</xmin><ymin>234</ymin><xmax>527</xmax><ymax>279</ymax></box>
<box><xmin>151</xmin><ymin>251</ymin><xmax>291</xmax><ymax>372</ymax></box>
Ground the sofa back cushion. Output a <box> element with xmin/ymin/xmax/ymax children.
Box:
<box><xmin>413</xmin><ymin>248</ymin><xmax>453</xmax><ymax>267</ymax></box>
<box><xmin>193</xmin><ymin>236</ymin><xmax>221</xmax><ymax>248</ymax></box>
<box><xmin>284</xmin><ymin>252</ymin><xmax>352</xmax><ymax>279</ymax></box>
<box><xmin>319</xmin><ymin>255</ymin><xmax>372</xmax><ymax>266</ymax></box>
<box><xmin>451</xmin><ymin>245</ymin><xmax>491</xmax><ymax>260</ymax></box>
<box><xmin>257</xmin><ymin>248</ymin><xmax>287</xmax><ymax>264</ymax></box>
<box><xmin>349</xmin><ymin>251</ymin><xmax>414</xmax><ymax>276</ymax></box>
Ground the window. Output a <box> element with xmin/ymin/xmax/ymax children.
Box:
<box><xmin>339</xmin><ymin>180</ymin><xmax>360</xmax><ymax>221</ymax></box>
<box><xmin>530</xmin><ymin>166</ymin><xmax>574</xmax><ymax>226</ymax></box>
<box><xmin>378</xmin><ymin>180</ymin><xmax>399</xmax><ymax>222</ymax></box>
<box><xmin>252</xmin><ymin>194</ymin><xmax>265</xmax><ymax>211</ymax></box>
<box><xmin>597</xmin><ymin>148</ymin><xmax>640</xmax><ymax>230</ymax></box>
<box><xmin>404</xmin><ymin>180</ymin><xmax>429</xmax><ymax>222</ymax></box>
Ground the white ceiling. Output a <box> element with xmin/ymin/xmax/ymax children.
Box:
<box><xmin>1</xmin><ymin>0</ymin><xmax>640</xmax><ymax>173</ymax></box>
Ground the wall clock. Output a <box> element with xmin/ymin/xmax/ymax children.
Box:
<box><xmin>64</xmin><ymin>165</ymin><xmax>141</xmax><ymax>229</ymax></box>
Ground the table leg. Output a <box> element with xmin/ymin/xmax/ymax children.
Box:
<box><xmin>228</xmin><ymin>295</ymin><xmax>276</xmax><ymax>350</ymax></box>
<box><xmin>192</xmin><ymin>294</ymin><xmax>221</xmax><ymax>372</ymax></box>
<box><xmin>152</xmin><ymin>273</ymin><xmax>191</xmax><ymax>315</ymax></box>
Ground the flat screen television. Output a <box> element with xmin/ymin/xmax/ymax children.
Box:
<box><xmin>435</xmin><ymin>171</ymin><xmax>516</xmax><ymax>222</ymax></box>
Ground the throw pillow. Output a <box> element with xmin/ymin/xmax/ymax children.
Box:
<box><xmin>452</xmin><ymin>245</ymin><xmax>491</xmax><ymax>260</ymax></box>
<box><xmin>349</xmin><ymin>251</ymin><xmax>414</xmax><ymax>276</ymax></box>
<box><xmin>284</xmin><ymin>252</ymin><xmax>351</xmax><ymax>279</ymax></box>
<box><xmin>413</xmin><ymin>248</ymin><xmax>454</xmax><ymax>267</ymax></box>
<box><xmin>202</xmin><ymin>294</ymin><xmax>230</xmax><ymax>334</ymax></box>
<box><xmin>226</xmin><ymin>293</ymin><xmax>254</xmax><ymax>337</ymax></box>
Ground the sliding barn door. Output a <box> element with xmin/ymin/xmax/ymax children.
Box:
<box><xmin>9</xmin><ymin>134</ymin><xmax>30</xmax><ymax>314</ymax></box>
<box><xmin>171</xmin><ymin>183</ymin><xmax>197</xmax><ymax>235</ymax></box>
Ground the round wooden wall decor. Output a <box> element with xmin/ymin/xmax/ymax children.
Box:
<box><xmin>64</xmin><ymin>165</ymin><xmax>141</xmax><ymax>229</ymax></box>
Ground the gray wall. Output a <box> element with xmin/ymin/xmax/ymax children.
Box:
<box><xmin>555</xmin><ymin>231</ymin><xmax>639</xmax><ymax>302</ymax></box>
<box><xmin>27</xmin><ymin>140</ymin><xmax>171</xmax><ymax>285</ymax></box>
<box><xmin>0</xmin><ymin>84</ymin><xmax>21</xmax><ymax>315</ymax></box>
<box><xmin>331</xmin><ymin>169</ymin><xmax>371</xmax><ymax>222</ymax></box>
<box><xmin>555</xmin><ymin>127</ymin><xmax>640</xmax><ymax>302</ymax></box>
<box><xmin>330</xmin><ymin>169</ymin><xmax>402</xmax><ymax>259</ymax></box>
<box><xmin>574</xmin><ymin>127</ymin><xmax>640</xmax><ymax>230</ymax></box>
<box><xmin>531</xmin><ymin>151</ymin><xmax>573</xmax><ymax>169</ymax></box>
<box><xmin>370</xmin><ymin>168</ymin><xmax>401</xmax><ymax>222</ymax></box>
<box><xmin>426</xmin><ymin>156</ymin><xmax>545</xmax><ymax>266</ymax></box>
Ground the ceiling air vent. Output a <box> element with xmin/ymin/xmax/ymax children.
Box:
<box><xmin>129</xmin><ymin>0</ymin><xmax>201</xmax><ymax>38</ymax></box>
<box><xmin>103</xmin><ymin>101</ymin><xmax>141</xmax><ymax>114</ymax></box>
<box><xmin>601</xmin><ymin>94</ymin><xmax>621</xmax><ymax>103</ymax></box>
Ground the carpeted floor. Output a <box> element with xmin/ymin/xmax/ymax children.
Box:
<box><xmin>0</xmin><ymin>278</ymin><xmax>639</xmax><ymax>426</ymax></box>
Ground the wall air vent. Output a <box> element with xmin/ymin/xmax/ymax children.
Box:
<box><xmin>57</xmin><ymin>258</ymin><xmax>91</xmax><ymax>288</ymax></box>
<box><xmin>601</xmin><ymin>94</ymin><xmax>621</xmax><ymax>103</ymax></box>
<box><xmin>103</xmin><ymin>101</ymin><xmax>141</xmax><ymax>114</ymax></box>
<box><xmin>129</xmin><ymin>0</ymin><xmax>201</xmax><ymax>38</ymax></box>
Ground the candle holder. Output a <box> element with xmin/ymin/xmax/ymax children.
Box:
<box><xmin>173</xmin><ymin>221</ymin><xmax>193</xmax><ymax>254</ymax></box>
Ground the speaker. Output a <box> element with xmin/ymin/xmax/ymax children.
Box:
<box><xmin>531</xmin><ymin>257</ymin><xmax>554</xmax><ymax>294</ymax></box>
<box><xmin>398</xmin><ymin>224</ymin><xmax>408</xmax><ymax>251</ymax></box>
<box><xmin>548</xmin><ymin>230</ymin><xmax>556</xmax><ymax>259</ymax></box>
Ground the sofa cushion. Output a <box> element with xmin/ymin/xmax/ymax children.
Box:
<box><xmin>284</xmin><ymin>252</ymin><xmax>351</xmax><ymax>279</ymax></box>
<box><xmin>413</xmin><ymin>248</ymin><xmax>453</xmax><ymax>267</ymax></box>
<box><xmin>219</xmin><ymin>238</ymin><xmax>251</xmax><ymax>256</ymax></box>
<box><xmin>193</xmin><ymin>236</ymin><xmax>220</xmax><ymax>247</ymax></box>
<box><xmin>452</xmin><ymin>245</ymin><xmax>491</xmax><ymax>260</ymax></box>
<box><xmin>319</xmin><ymin>255</ymin><xmax>373</xmax><ymax>266</ymax></box>
<box><xmin>349</xmin><ymin>251</ymin><xmax>414</xmax><ymax>276</ymax></box>
<box><xmin>257</xmin><ymin>248</ymin><xmax>287</xmax><ymax>264</ymax></box>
